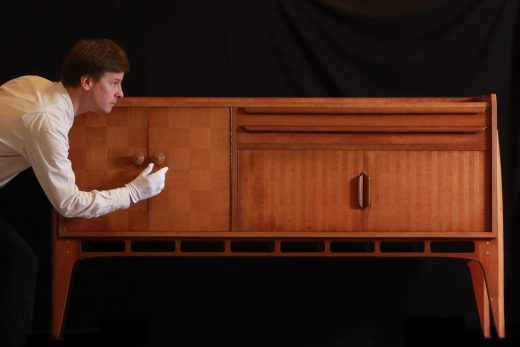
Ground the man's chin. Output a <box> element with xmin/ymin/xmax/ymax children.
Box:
<box><xmin>102</xmin><ymin>105</ymin><xmax>114</xmax><ymax>114</ymax></box>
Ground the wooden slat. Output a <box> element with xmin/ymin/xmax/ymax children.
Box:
<box><xmin>238</xmin><ymin>113</ymin><xmax>488</xmax><ymax>128</ymax></box>
<box><xmin>55</xmin><ymin>225</ymin><xmax>498</xmax><ymax>239</ymax></box>
<box><xmin>240</xmin><ymin>125</ymin><xmax>487</xmax><ymax>133</ymax></box>
<box><xmin>241</xmin><ymin>104</ymin><xmax>487</xmax><ymax>114</ymax></box>
<box><xmin>237</xmin><ymin>132</ymin><xmax>488</xmax><ymax>150</ymax></box>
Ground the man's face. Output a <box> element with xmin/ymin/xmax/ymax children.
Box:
<box><xmin>88</xmin><ymin>71</ymin><xmax>125</xmax><ymax>114</ymax></box>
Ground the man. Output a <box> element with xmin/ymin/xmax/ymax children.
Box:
<box><xmin>0</xmin><ymin>39</ymin><xmax>168</xmax><ymax>346</ymax></box>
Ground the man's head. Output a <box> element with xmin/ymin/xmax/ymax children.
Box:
<box><xmin>61</xmin><ymin>39</ymin><xmax>130</xmax><ymax>114</ymax></box>
<box><xmin>61</xmin><ymin>39</ymin><xmax>130</xmax><ymax>87</ymax></box>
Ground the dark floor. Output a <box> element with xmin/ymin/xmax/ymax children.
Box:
<box><xmin>25</xmin><ymin>324</ymin><xmax>520</xmax><ymax>347</ymax></box>
<box><xmin>22</xmin><ymin>257</ymin><xmax>520</xmax><ymax>347</ymax></box>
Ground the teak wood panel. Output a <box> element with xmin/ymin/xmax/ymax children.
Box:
<box><xmin>63</xmin><ymin>107</ymin><xmax>231</xmax><ymax>235</ymax></box>
<box><xmin>364</xmin><ymin>150</ymin><xmax>490</xmax><ymax>233</ymax></box>
<box><xmin>238</xmin><ymin>149</ymin><xmax>364</xmax><ymax>232</ymax></box>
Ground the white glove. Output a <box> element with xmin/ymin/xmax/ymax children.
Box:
<box><xmin>126</xmin><ymin>163</ymin><xmax>169</xmax><ymax>203</ymax></box>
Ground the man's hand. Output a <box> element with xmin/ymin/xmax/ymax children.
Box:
<box><xmin>126</xmin><ymin>163</ymin><xmax>169</xmax><ymax>203</ymax></box>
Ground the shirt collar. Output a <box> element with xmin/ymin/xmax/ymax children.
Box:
<box><xmin>54</xmin><ymin>82</ymin><xmax>75</xmax><ymax>130</ymax></box>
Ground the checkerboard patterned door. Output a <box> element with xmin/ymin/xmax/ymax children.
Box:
<box><xmin>65</xmin><ymin>107</ymin><xmax>149</xmax><ymax>233</ymax></box>
<box><xmin>148</xmin><ymin>108</ymin><xmax>231</xmax><ymax>232</ymax></box>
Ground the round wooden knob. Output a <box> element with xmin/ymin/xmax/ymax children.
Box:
<box><xmin>151</xmin><ymin>153</ymin><xmax>166</xmax><ymax>165</ymax></box>
<box><xmin>131</xmin><ymin>153</ymin><xmax>145</xmax><ymax>165</ymax></box>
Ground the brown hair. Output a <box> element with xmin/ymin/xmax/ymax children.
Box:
<box><xmin>60</xmin><ymin>39</ymin><xmax>130</xmax><ymax>87</ymax></box>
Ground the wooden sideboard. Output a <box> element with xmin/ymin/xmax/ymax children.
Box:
<box><xmin>52</xmin><ymin>96</ymin><xmax>504</xmax><ymax>339</ymax></box>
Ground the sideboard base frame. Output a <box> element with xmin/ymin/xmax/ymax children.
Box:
<box><xmin>52</xmin><ymin>233</ymin><xmax>504</xmax><ymax>340</ymax></box>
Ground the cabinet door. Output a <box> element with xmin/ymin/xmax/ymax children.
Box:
<box><xmin>364</xmin><ymin>150</ymin><xmax>490</xmax><ymax>233</ymax></box>
<box><xmin>65</xmin><ymin>107</ymin><xmax>149</xmax><ymax>233</ymax></box>
<box><xmin>238</xmin><ymin>149</ymin><xmax>364</xmax><ymax>232</ymax></box>
<box><xmin>148</xmin><ymin>108</ymin><xmax>231</xmax><ymax>232</ymax></box>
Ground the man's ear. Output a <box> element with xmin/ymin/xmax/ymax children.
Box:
<box><xmin>79</xmin><ymin>75</ymin><xmax>93</xmax><ymax>91</ymax></box>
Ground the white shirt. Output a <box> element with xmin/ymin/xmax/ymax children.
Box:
<box><xmin>0</xmin><ymin>76</ymin><xmax>130</xmax><ymax>218</ymax></box>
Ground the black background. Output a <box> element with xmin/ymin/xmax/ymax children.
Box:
<box><xmin>1</xmin><ymin>0</ymin><xmax>519</xmax><ymax>346</ymax></box>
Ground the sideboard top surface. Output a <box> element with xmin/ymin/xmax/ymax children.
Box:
<box><xmin>113</xmin><ymin>96</ymin><xmax>492</xmax><ymax>114</ymax></box>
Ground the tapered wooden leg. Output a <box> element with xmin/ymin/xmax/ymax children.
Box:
<box><xmin>52</xmin><ymin>238</ymin><xmax>78</xmax><ymax>339</ymax></box>
<box><xmin>479</xmin><ymin>240</ymin><xmax>505</xmax><ymax>338</ymax></box>
<box><xmin>487</xmin><ymin>128</ymin><xmax>506</xmax><ymax>338</ymax></box>
<box><xmin>468</xmin><ymin>260</ymin><xmax>490</xmax><ymax>338</ymax></box>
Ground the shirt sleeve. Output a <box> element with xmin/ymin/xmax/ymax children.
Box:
<box><xmin>23</xmin><ymin>127</ymin><xmax>131</xmax><ymax>219</ymax></box>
